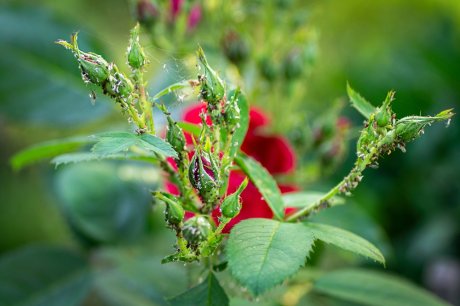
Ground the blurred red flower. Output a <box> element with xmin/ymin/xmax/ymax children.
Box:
<box><xmin>167</xmin><ymin>103</ymin><xmax>297</xmax><ymax>232</ymax></box>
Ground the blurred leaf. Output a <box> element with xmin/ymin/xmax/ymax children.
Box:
<box><xmin>177</xmin><ymin>122</ymin><xmax>200</xmax><ymax>136</ymax></box>
<box><xmin>304</xmin><ymin>222</ymin><xmax>385</xmax><ymax>265</ymax></box>
<box><xmin>10</xmin><ymin>136</ymin><xmax>94</xmax><ymax>171</ymax></box>
<box><xmin>299</xmin><ymin>292</ymin><xmax>361</xmax><ymax>306</ymax></box>
<box><xmin>230</xmin><ymin>298</ymin><xmax>275</xmax><ymax>306</ymax></box>
<box><xmin>313</xmin><ymin>269</ymin><xmax>450</xmax><ymax>306</ymax></box>
<box><xmin>228</xmin><ymin>90</ymin><xmax>249</xmax><ymax>159</ymax></box>
<box><xmin>346</xmin><ymin>83</ymin><xmax>375</xmax><ymax>119</ymax></box>
<box><xmin>169</xmin><ymin>272</ymin><xmax>229</xmax><ymax>306</ymax></box>
<box><xmin>51</xmin><ymin>152</ymin><xmax>156</xmax><ymax>167</ymax></box>
<box><xmin>93</xmin><ymin>132</ymin><xmax>177</xmax><ymax>158</ymax></box>
<box><xmin>55</xmin><ymin>162</ymin><xmax>153</xmax><ymax>244</ymax></box>
<box><xmin>94</xmin><ymin>248</ymin><xmax>187</xmax><ymax>306</ymax></box>
<box><xmin>151</xmin><ymin>80</ymin><xmax>193</xmax><ymax>101</ymax></box>
<box><xmin>227</xmin><ymin>219</ymin><xmax>314</xmax><ymax>296</ymax></box>
<box><xmin>309</xmin><ymin>204</ymin><xmax>392</xmax><ymax>257</ymax></box>
<box><xmin>282</xmin><ymin>191</ymin><xmax>344</xmax><ymax>208</ymax></box>
<box><xmin>0</xmin><ymin>8</ymin><xmax>110</xmax><ymax>125</ymax></box>
<box><xmin>0</xmin><ymin>245</ymin><xmax>91</xmax><ymax>306</ymax></box>
<box><xmin>235</xmin><ymin>154</ymin><xmax>284</xmax><ymax>220</ymax></box>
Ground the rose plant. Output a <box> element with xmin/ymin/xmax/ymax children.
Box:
<box><xmin>10</xmin><ymin>22</ymin><xmax>454</xmax><ymax>306</ymax></box>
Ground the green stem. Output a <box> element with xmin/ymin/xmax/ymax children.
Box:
<box><xmin>134</xmin><ymin>70</ymin><xmax>155</xmax><ymax>133</ymax></box>
<box><xmin>286</xmin><ymin>146</ymin><xmax>379</xmax><ymax>222</ymax></box>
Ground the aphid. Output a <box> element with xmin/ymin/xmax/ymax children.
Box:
<box><xmin>89</xmin><ymin>90</ymin><xmax>97</xmax><ymax>105</ymax></box>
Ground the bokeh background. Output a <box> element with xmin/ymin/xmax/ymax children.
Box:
<box><xmin>1</xmin><ymin>0</ymin><xmax>459</xmax><ymax>305</ymax></box>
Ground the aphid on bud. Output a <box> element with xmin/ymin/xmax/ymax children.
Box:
<box><xmin>89</xmin><ymin>90</ymin><xmax>97</xmax><ymax>105</ymax></box>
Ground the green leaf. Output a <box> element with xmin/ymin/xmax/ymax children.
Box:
<box><xmin>55</xmin><ymin>163</ymin><xmax>153</xmax><ymax>244</ymax></box>
<box><xmin>228</xmin><ymin>89</ymin><xmax>249</xmax><ymax>159</ymax></box>
<box><xmin>10</xmin><ymin>136</ymin><xmax>94</xmax><ymax>171</ymax></box>
<box><xmin>0</xmin><ymin>8</ymin><xmax>110</xmax><ymax>126</ymax></box>
<box><xmin>0</xmin><ymin>245</ymin><xmax>91</xmax><ymax>306</ymax></box>
<box><xmin>91</xmin><ymin>136</ymin><xmax>138</xmax><ymax>155</ymax></box>
<box><xmin>314</xmin><ymin>269</ymin><xmax>450</xmax><ymax>306</ymax></box>
<box><xmin>51</xmin><ymin>152</ymin><xmax>156</xmax><ymax>167</ymax></box>
<box><xmin>282</xmin><ymin>191</ymin><xmax>345</xmax><ymax>208</ymax></box>
<box><xmin>94</xmin><ymin>247</ymin><xmax>188</xmax><ymax>306</ymax></box>
<box><xmin>177</xmin><ymin>122</ymin><xmax>201</xmax><ymax>136</ymax></box>
<box><xmin>234</xmin><ymin>154</ymin><xmax>285</xmax><ymax>220</ymax></box>
<box><xmin>169</xmin><ymin>272</ymin><xmax>229</xmax><ymax>306</ymax></box>
<box><xmin>304</xmin><ymin>223</ymin><xmax>385</xmax><ymax>265</ymax></box>
<box><xmin>151</xmin><ymin>80</ymin><xmax>192</xmax><ymax>101</ymax></box>
<box><xmin>93</xmin><ymin>132</ymin><xmax>177</xmax><ymax>158</ymax></box>
<box><xmin>227</xmin><ymin>219</ymin><xmax>314</xmax><ymax>296</ymax></box>
<box><xmin>138</xmin><ymin>134</ymin><xmax>178</xmax><ymax>157</ymax></box>
<box><xmin>309</xmin><ymin>204</ymin><xmax>392</xmax><ymax>257</ymax></box>
<box><xmin>347</xmin><ymin>83</ymin><xmax>376</xmax><ymax>119</ymax></box>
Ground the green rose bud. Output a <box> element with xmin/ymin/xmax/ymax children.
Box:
<box><xmin>127</xmin><ymin>23</ymin><xmax>146</xmax><ymax>69</ymax></box>
<box><xmin>166</xmin><ymin>117</ymin><xmax>186</xmax><ymax>156</ymax></box>
<box><xmin>375</xmin><ymin>109</ymin><xmax>390</xmax><ymax>127</ymax></box>
<box><xmin>188</xmin><ymin>149</ymin><xmax>219</xmax><ymax>205</ymax></box>
<box><xmin>154</xmin><ymin>192</ymin><xmax>185</xmax><ymax>226</ymax></box>
<box><xmin>282</xmin><ymin>49</ymin><xmax>304</xmax><ymax>80</ymax></box>
<box><xmin>395</xmin><ymin>121</ymin><xmax>424</xmax><ymax>142</ymax></box>
<box><xmin>258</xmin><ymin>56</ymin><xmax>278</xmax><ymax>81</ymax></box>
<box><xmin>223</xmin><ymin>90</ymin><xmax>242</xmax><ymax>128</ymax></box>
<box><xmin>221</xmin><ymin>31</ymin><xmax>249</xmax><ymax>66</ymax></box>
<box><xmin>56</xmin><ymin>33</ymin><xmax>110</xmax><ymax>85</ymax></box>
<box><xmin>221</xmin><ymin>178</ymin><xmax>248</xmax><ymax>219</ymax></box>
<box><xmin>197</xmin><ymin>47</ymin><xmax>225</xmax><ymax>104</ymax></box>
<box><xmin>182</xmin><ymin>216</ymin><xmax>214</xmax><ymax>246</ymax></box>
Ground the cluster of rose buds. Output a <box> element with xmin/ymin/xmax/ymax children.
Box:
<box><xmin>57</xmin><ymin>26</ymin><xmax>152</xmax><ymax>132</ymax></box>
<box><xmin>339</xmin><ymin>91</ymin><xmax>453</xmax><ymax>195</ymax></box>
<box><xmin>135</xmin><ymin>0</ymin><xmax>202</xmax><ymax>31</ymax></box>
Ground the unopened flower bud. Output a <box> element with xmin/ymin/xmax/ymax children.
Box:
<box><xmin>395</xmin><ymin>121</ymin><xmax>424</xmax><ymax>142</ymax></box>
<box><xmin>223</xmin><ymin>90</ymin><xmax>242</xmax><ymax>127</ymax></box>
<box><xmin>282</xmin><ymin>49</ymin><xmax>303</xmax><ymax>80</ymax></box>
<box><xmin>188</xmin><ymin>150</ymin><xmax>219</xmax><ymax>204</ymax></box>
<box><xmin>197</xmin><ymin>47</ymin><xmax>225</xmax><ymax>104</ymax></box>
<box><xmin>258</xmin><ymin>56</ymin><xmax>278</xmax><ymax>81</ymax></box>
<box><xmin>187</xmin><ymin>4</ymin><xmax>202</xmax><ymax>31</ymax></box>
<box><xmin>221</xmin><ymin>178</ymin><xmax>248</xmax><ymax>219</ymax></box>
<box><xmin>221</xmin><ymin>31</ymin><xmax>249</xmax><ymax>65</ymax></box>
<box><xmin>127</xmin><ymin>23</ymin><xmax>146</xmax><ymax>69</ymax></box>
<box><xmin>104</xmin><ymin>71</ymin><xmax>134</xmax><ymax>99</ymax></box>
<box><xmin>136</xmin><ymin>0</ymin><xmax>159</xmax><ymax>27</ymax></box>
<box><xmin>165</xmin><ymin>115</ymin><xmax>186</xmax><ymax>155</ymax></box>
<box><xmin>56</xmin><ymin>33</ymin><xmax>110</xmax><ymax>85</ymax></box>
<box><xmin>182</xmin><ymin>216</ymin><xmax>214</xmax><ymax>246</ymax></box>
<box><xmin>155</xmin><ymin>192</ymin><xmax>185</xmax><ymax>226</ymax></box>
<box><xmin>375</xmin><ymin>110</ymin><xmax>390</xmax><ymax>128</ymax></box>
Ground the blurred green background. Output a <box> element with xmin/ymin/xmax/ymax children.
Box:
<box><xmin>0</xmin><ymin>0</ymin><xmax>459</xmax><ymax>305</ymax></box>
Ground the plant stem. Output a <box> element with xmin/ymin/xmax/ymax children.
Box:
<box><xmin>286</xmin><ymin>146</ymin><xmax>379</xmax><ymax>222</ymax></box>
<box><xmin>285</xmin><ymin>181</ymin><xmax>341</xmax><ymax>222</ymax></box>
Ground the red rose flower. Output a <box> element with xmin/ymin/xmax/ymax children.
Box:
<box><xmin>167</xmin><ymin>103</ymin><xmax>297</xmax><ymax>232</ymax></box>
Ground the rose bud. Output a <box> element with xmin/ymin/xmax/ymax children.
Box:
<box><xmin>154</xmin><ymin>192</ymin><xmax>185</xmax><ymax>226</ymax></box>
<box><xmin>56</xmin><ymin>33</ymin><xmax>110</xmax><ymax>85</ymax></box>
<box><xmin>182</xmin><ymin>215</ymin><xmax>214</xmax><ymax>247</ymax></box>
<box><xmin>157</xmin><ymin>104</ymin><xmax>186</xmax><ymax>155</ymax></box>
<box><xmin>197</xmin><ymin>47</ymin><xmax>225</xmax><ymax>105</ymax></box>
<box><xmin>188</xmin><ymin>149</ymin><xmax>219</xmax><ymax>205</ymax></box>
<box><xmin>221</xmin><ymin>31</ymin><xmax>249</xmax><ymax>66</ymax></box>
<box><xmin>220</xmin><ymin>178</ymin><xmax>248</xmax><ymax>219</ymax></box>
<box><xmin>103</xmin><ymin>70</ymin><xmax>134</xmax><ymax>99</ymax></box>
<box><xmin>127</xmin><ymin>23</ymin><xmax>146</xmax><ymax>70</ymax></box>
<box><xmin>136</xmin><ymin>0</ymin><xmax>159</xmax><ymax>27</ymax></box>
<box><xmin>223</xmin><ymin>90</ymin><xmax>242</xmax><ymax>128</ymax></box>
<box><xmin>258</xmin><ymin>56</ymin><xmax>278</xmax><ymax>81</ymax></box>
<box><xmin>282</xmin><ymin>48</ymin><xmax>304</xmax><ymax>80</ymax></box>
<box><xmin>187</xmin><ymin>4</ymin><xmax>202</xmax><ymax>31</ymax></box>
